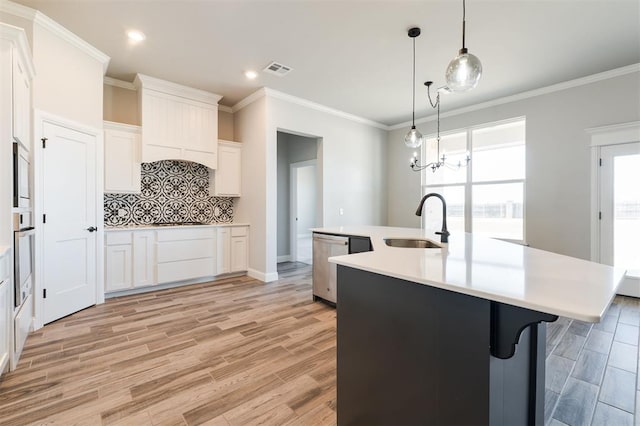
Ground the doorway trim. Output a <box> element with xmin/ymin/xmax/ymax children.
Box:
<box><xmin>33</xmin><ymin>109</ymin><xmax>104</xmax><ymax>330</ymax></box>
<box><xmin>586</xmin><ymin>121</ymin><xmax>640</xmax><ymax>263</ymax></box>
<box><xmin>289</xmin><ymin>159</ymin><xmax>317</xmax><ymax>263</ymax></box>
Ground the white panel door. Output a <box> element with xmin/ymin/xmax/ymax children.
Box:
<box><xmin>600</xmin><ymin>142</ymin><xmax>640</xmax><ymax>297</ymax></box>
<box><xmin>42</xmin><ymin>121</ymin><xmax>97</xmax><ymax>324</ymax></box>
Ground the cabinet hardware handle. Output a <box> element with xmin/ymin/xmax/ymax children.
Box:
<box><xmin>86</xmin><ymin>226</ymin><xmax>97</xmax><ymax>232</ymax></box>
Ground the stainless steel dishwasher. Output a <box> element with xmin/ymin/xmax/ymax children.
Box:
<box><xmin>312</xmin><ymin>233</ymin><xmax>349</xmax><ymax>304</ymax></box>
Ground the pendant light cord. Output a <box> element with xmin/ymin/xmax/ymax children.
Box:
<box><xmin>462</xmin><ymin>0</ymin><xmax>466</xmax><ymax>49</ymax></box>
<box><xmin>412</xmin><ymin>36</ymin><xmax>416</xmax><ymax>126</ymax></box>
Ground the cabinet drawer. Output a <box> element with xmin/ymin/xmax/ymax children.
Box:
<box><xmin>230</xmin><ymin>226</ymin><xmax>247</xmax><ymax>237</ymax></box>
<box><xmin>157</xmin><ymin>239</ymin><xmax>215</xmax><ymax>263</ymax></box>
<box><xmin>106</xmin><ymin>232</ymin><xmax>133</xmax><ymax>246</ymax></box>
<box><xmin>156</xmin><ymin>227</ymin><xmax>215</xmax><ymax>242</ymax></box>
<box><xmin>14</xmin><ymin>294</ymin><xmax>32</xmax><ymax>355</ymax></box>
<box><xmin>157</xmin><ymin>258</ymin><xmax>215</xmax><ymax>284</ymax></box>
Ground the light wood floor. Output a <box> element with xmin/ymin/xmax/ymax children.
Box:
<box><xmin>3</xmin><ymin>261</ymin><xmax>638</xmax><ymax>426</ymax></box>
<box><xmin>0</xmin><ymin>262</ymin><xmax>336</xmax><ymax>426</ymax></box>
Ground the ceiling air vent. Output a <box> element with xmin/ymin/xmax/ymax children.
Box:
<box><xmin>263</xmin><ymin>61</ymin><xmax>293</xmax><ymax>77</ymax></box>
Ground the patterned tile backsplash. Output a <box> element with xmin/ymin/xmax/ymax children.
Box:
<box><xmin>104</xmin><ymin>160</ymin><xmax>234</xmax><ymax>227</ymax></box>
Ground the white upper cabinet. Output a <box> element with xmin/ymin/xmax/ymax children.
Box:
<box><xmin>214</xmin><ymin>140</ymin><xmax>242</xmax><ymax>197</ymax></box>
<box><xmin>134</xmin><ymin>74</ymin><xmax>222</xmax><ymax>170</ymax></box>
<box><xmin>1</xmin><ymin>24</ymin><xmax>35</xmax><ymax>152</ymax></box>
<box><xmin>104</xmin><ymin>121</ymin><xmax>141</xmax><ymax>193</ymax></box>
<box><xmin>12</xmin><ymin>50</ymin><xmax>31</xmax><ymax>150</ymax></box>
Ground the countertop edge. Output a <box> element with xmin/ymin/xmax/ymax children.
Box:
<box><xmin>318</xmin><ymin>226</ymin><xmax>625</xmax><ymax>323</ymax></box>
<box><xmin>105</xmin><ymin>223</ymin><xmax>250</xmax><ymax>231</ymax></box>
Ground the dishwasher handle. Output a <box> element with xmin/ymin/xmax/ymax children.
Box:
<box><xmin>313</xmin><ymin>235</ymin><xmax>349</xmax><ymax>245</ymax></box>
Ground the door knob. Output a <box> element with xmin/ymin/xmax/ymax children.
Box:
<box><xmin>86</xmin><ymin>226</ymin><xmax>97</xmax><ymax>232</ymax></box>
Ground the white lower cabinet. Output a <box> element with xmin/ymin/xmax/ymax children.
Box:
<box><xmin>156</xmin><ymin>227</ymin><xmax>216</xmax><ymax>284</ymax></box>
<box><xmin>217</xmin><ymin>226</ymin><xmax>249</xmax><ymax>274</ymax></box>
<box><xmin>0</xmin><ymin>251</ymin><xmax>9</xmax><ymax>375</ymax></box>
<box><xmin>105</xmin><ymin>225</ymin><xmax>249</xmax><ymax>294</ymax></box>
<box><xmin>133</xmin><ymin>231</ymin><xmax>155</xmax><ymax>287</ymax></box>
<box><xmin>13</xmin><ymin>294</ymin><xmax>31</xmax><ymax>363</ymax></box>
<box><xmin>105</xmin><ymin>231</ymin><xmax>156</xmax><ymax>293</ymax></box>
<box><xmin>105</xmin><ymin>244</ymin><xmax>132</xmax><ymax>291</ymax></box>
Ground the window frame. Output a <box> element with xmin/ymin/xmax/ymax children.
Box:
<box><xmin>421</xmin><ymin>116</ymin><xmax>527</xmax><ymax>244</ymax></box>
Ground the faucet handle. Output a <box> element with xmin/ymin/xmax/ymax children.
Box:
<box><xmin>435</xmin><ymin>230</ymin><xmax>450</xmax><ymax>244</ymax></box>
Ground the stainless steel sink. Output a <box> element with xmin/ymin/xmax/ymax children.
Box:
<box><xmin>384</xmin><ymin>238</ymin><xmax>442</xmax><ymax>249</ymax></box>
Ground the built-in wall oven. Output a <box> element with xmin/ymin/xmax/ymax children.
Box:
<box><xmin>13</xmin><ymin>142</ymin><xmax>31</xmax><ymax>208</ymax></box>
<box><xmin>13</xmin><ymin>212</ymin><xmax>34</xmax><ymax>308</ymax></box>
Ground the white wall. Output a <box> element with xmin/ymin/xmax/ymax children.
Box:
<box><xmin>387</xmin><ymin>71</ymin><xmax>640</xmax><ymax>260</ymax></box>
<box><xmin>235</xmin><ymin>90</ymin><xmax>388</xmax><ymax>280</ymax></box>
<box><xmin>233</xmin><ymin>96</ymin><xmax>270</xmax><ymax>280</ymax></box>
<box><xmin>32</xmin><ymin>24</ymin><xmax>105</xmax><ymax>129</ymax></box>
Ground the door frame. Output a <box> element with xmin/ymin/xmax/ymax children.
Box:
<box><xmin>33</xmin><ymin>110</ymin><xmax>104</xmax><ymax>330</ymax></box>
<box><xmin>587</xmin><ymin>121</ymin><xmax>640</xmax><ymax>295</ymax></box>
<box><xmin>587</xmin><ymin>121</ymin><xmax>640</xmax><ymax>261</ymax></box>
<box><xmin>289</xmin><ymin>159</ymin><xmax>317</xmax><ymax>263</ymax></box>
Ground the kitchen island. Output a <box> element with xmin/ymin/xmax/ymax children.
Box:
<box><xmin>316</xmin><ymin>226</ymin><xmax>626</xmax><ymax>426</ymax></box>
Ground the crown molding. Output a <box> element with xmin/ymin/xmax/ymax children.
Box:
<box><xmin>231</xmin><ymin>88</ymin><xmax>268</xmax><ymax>113</ymax></box>
<box><xmin>0</xmin><ymin>23</ymin><xmax>35</xmax><ymax>79</ymax></box>
<box><xmin>134</xmin><ymin>73</ymin><xmax>223</xmax><ymax>105</ymax></box>
<box><xmin>103</xmin><ymin>120</ymin><xmax>141</xmax><ymax>133</ymax></box>
<box><xmin>264</xmin><ymin>88</ymin><xmax>389</xmax><ymax>130</ymax></box>
<box><xmin>104</xmin><ymin>76</ymin><xmax>136</xmax><ymax>90</ymax></box>
<box><xmin>33</xmin><ymin>11</ymin><xmax>110</xmax><ymax>74</ymax></box>
<box><xmin>218</xmin><ymin>105</ymin><xmax>233</xmax><ymax>113</ymax></box>
<box><xmin>389</xmin><ymin>63</ymin><xmax>640</xmax><ymax>130</ymax></box>
<box><xmin>231</xmin><ymin>87</ymin><xmax>389</xmax><ymax>130</ymax></box>
<box><xmin>0</xmin><ymin>0</ymin><xmax>37</xmax><ymax>21</ymax></box>
<box><xmin>0</xmin><ymin>0</ymin><xmax>110</xmax><ymax>74</ymax></box>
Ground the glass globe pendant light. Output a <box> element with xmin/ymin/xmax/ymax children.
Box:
<box><xmin>445</xmin><ymin>0</ymin><xmax>482</xmax><ymax>92</ymax></box>
<box><xmin>404</xmin><ymin>27</ymin><xmax>423</xmax><ymax>148</ymax></box>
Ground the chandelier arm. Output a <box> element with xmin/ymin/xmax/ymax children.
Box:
<box><xmin>425</xmin><ymin>82</ymin><xmax>439</xmax><ymax>109</ymax></box>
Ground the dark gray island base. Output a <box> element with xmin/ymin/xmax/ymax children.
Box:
<box><xmin>336</xmin><ymin>265</ymin><xmax>558</xmax><ymax>426</ymax></box>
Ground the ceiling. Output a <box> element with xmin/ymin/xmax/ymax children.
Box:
<box><xmin>11</xmin><ymin>0</ymin><xmax>640</xmax><ymax>126</ymax></box>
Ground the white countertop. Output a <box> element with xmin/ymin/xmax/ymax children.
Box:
<box><xmin>316</xmin><ymin>226</ymin><xmax>626</xmax><ymax>322</ymax></box>
<box><xmin>105</xmin><ymin>223</ymin><xmax>250</xmax><ymax>232</ymax></box>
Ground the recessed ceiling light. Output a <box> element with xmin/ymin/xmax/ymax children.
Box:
<box><xmin>127</xmin><ymin>30</ymin><xmax>146</xmax><ymax>42</ymax></box>
<box><xmin>245</xmin><ymin>70</ymin><xmax>258</xmax><ymax>80</ymax></box>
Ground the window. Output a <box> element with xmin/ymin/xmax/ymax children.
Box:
<box><xmin>421</xmin><ymin>118</ymin><xmax>526</xmax><ymax>242</ymax></box>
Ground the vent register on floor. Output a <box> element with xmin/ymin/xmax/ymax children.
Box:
<box><xmin>104</xmin><ymin>160</ymin><xmax>234</xmax><ymax>226</ymax></box>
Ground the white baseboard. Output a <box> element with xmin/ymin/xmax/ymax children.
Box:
<box><xmin>277</xmin><ymin>255</ymin><xmax>291</xmax><ymax>263</ymax></box>
<box><xmin>248</xmin><ymin>268</ymin><xmax>279</xmax><ymax>283</ymax></box>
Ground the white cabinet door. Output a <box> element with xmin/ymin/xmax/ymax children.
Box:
<box><xmin>214</xmin><ymin>141</ymin><xmax>242</xmax><ymax>196</ymax></box>
<box><xmin>231</xmin><ymin>236</ymin><xmax>248</xmax><ymax>272</ymax></box>
<box><xmin>104</xmin><ymin>124</ymin><xmax>141</xmax><ymax>193</ymax></box>
<box><xmin>105</xmin><ymin>244</ymin><xmax>133</xmax><ymax>292</ymax></box>
<box><xmin>217</xmin><ymin>226</ymin><xmax>249</xmax><ymax>274</ymax></box>
<box><xmin>12</xmin><ymin>50</ymin><xmax>30</xmax><ymax>150</ymax></box>
<box><xmin>0</xmin><ymin>279</ymin><xmax>9</xmax><ymax>375</ymax></box>
<box><xmin>133</xmin><ymin>231</ymin><xmax>155</xmax><ymax>287</ymax></box>
<box><xmin>216</xmin><ymin>227</ymin><xmax>231</xmax><ymax>275</ymax></box>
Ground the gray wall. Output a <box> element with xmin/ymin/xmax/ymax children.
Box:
<box><xmin>387</xmin><ymin>71</ymin><xmax>640</xmax><ymax>260</ymax></box>
<box><xmin>277</xmin><ymin>132</ymin><xmax>318</xmax><ymax>258</ymax></box>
